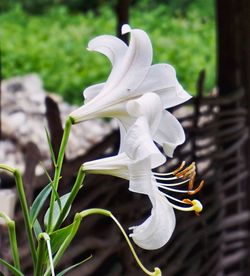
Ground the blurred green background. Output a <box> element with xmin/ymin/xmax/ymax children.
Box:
<box><xmin>1</xmin><ymin>0</ymin><xmax>216</xmax><ymax>104</ymax></box>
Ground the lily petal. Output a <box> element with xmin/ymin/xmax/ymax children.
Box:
<box><xmin>83</xmin><ymin>83</ymin><xmax>105</xmax><ymax>103</ymax></box>
<box><xmin>130</xmin><ymin>192</ymin><xmax>176</xmax><ymax>250</ymax></box>
<box><xmin>70</xmin><ymin>25</ymin><xmax>153</xmax><ymax>122</ymax></box>
<box><xmin>87</xmin><ymin>35</ymin><xmax>127</xmax><ymax>67</ymax></box>
<box><xmin>84</xmin><ymin>35</ymin><xmax>127</xmax><ymax>102</ymax></box>
<box><xmin>134</xmin><ymin>64</ymin><xmax>191</xmax><ymax>108</ymax></box>
<box><xmin>83</xmin><ymin>152</ymin><xmax>130</xmax><ymax>180</ymax></box>
<box><xmin>128</xmin><ymin>157</ymin><xmax>154</xmax><ymax>195</ymax></box>
<box><xmin>126</xmin><ymin>92</ymin><xmax>162</xmax><ymax>134</ymax></box>
<box><xmin>124</xmin><ymin>116</ymin><xmax>166</xmax><ymax>168</ymax></box>
<box><xmin>154</xmin><ymin>110</ymin><xmax>185</xmax><ymax>157</ymax></box>
<box><xmin>115</xmin><ymin>24</ymin><xmax>152</xmax><ymax>93</ymax></box>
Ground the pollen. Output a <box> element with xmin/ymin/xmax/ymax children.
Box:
<box><xmin>188</xmin><ymin>179</ymin><xmax>204</xmax><ymax>195</ymax></box>
<box><xmin>172</xmin><ymin>161</ymin><xmax>186</xmax><ymax>174</ymax></box>
<box><xmin>183</xmin><ymin>199</ymin><xmax>203</xmax><ymax>215</ymax></box>
<box><xmin>173</xmin><ymin>162</ymin><xmax>204</xmax><ymax>195</ymax></box>
<box><xmin>174</xmin><ymin>162</ymin><xmax>196</xmax><ymax>179</ymax></box>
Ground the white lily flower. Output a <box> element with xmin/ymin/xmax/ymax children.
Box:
<box><xmin>83</xmin><ymin>152</ymin><xmax>203</xmax><ymax>250</ymax></box>
<box><xmin>70</xmin><ymin>24</ymin><xmax>191</xmax><ymax>157</ymax></box>
<box><xmin>82</xmin><ymin>96</ymin><xmax>203</xmax><ymax>250</ymax></box>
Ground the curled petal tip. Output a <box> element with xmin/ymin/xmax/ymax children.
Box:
<box><xmin>122</xmin><ymin>24</ymin><xmax>131</xmax><ymax>35</ymax></box>
<box><xmin>86</xmin><ymin>47</ymin><xmax>92</xmax><ymax>51</ymax></box>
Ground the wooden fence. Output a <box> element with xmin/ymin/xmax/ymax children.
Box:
<box><xmin>0</xmin><ymin>72</ymin><xmax>250</xmax><ymax>275</ymax></box>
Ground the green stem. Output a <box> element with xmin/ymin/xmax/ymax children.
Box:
<box><xmin>47</xmin><ymin>117</ymin><xmax>72</xmax><ymax>233</ymax></box>
<box><xmin>52</xmin><ymin>168</ymin><xmax>85</xmax><ymax>231</ymax></box>
<box><xmin>34</xmin><ymin>234</ymin><xmax>47</xmax><ymax>276</ymax></box>
<box><xmin>14</xmin><ymin>170</ymin><xmax>37</xmax><ymax>267</ymax></box>
<box><xmin>44</xmin><ymin>214</ymin><xmax>82</xmax><ymax>276</ymax></box>
<box><xmin>0</xmin><ymin>164</ymin><xmax>15</xmax><ymax>173</ymax></box>
<box><xmin>0</xmin><ymin>212</ymin><xmax>21</xmax><ymax>270</ymax></box>
<box><xmin>110</xmin><ymin>214</ymin><xmax>161</xmax><ymax>276</ymax></box>
<box><xmin>0</xmin><ymin>165</ymin><xmax>37</xmax><ymax>268</ymax></box>
<box><xmin>45</xmin><ymin>209</ymin><xmax>161</xmax><ymax>276</ymax></box>
<box><xmin>80</xmin><ymin>209</ymin><xmax>161</xmax><ymax>276</ymax></box>
<box><xmin>35</xmin><ymin>233</ymin><xmax>54</xmax><ymax>276</ymax></box>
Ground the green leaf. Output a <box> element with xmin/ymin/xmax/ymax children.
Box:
<box><xmin>30</xmin><ymin>184</ymin><xmax>52</xmax><ymax>226</ymax></box>
<box><xmin>0</xmin><ymin>258</ymin><xmax>24</xmax><ymax>276</ymax></box>
<box><xmin>45</xmin><ymin>127</ymin><xmax>56</xmax><ymax>167</ymax></box>
<box><xmin>56</xmin><ymin>255</ymin><xmax>92</xmax><ymax>276</ymax></box>
<box><xmin>50</xmin><ymin>181</ymin><xmax>62</xmax><ymax>211</ymax></box>
<box><xmin>33</xmin><ymin>219</ymin><xmax>43</xmax><ymax>239</ymax></box>
<box><xmin>50</xmin><ymin>221</ymin><xmax>77</xmax><ymax>254</ymax></box>
<box><xmin>38</xmin><ymin>164</ymin><xmax>62</xmax><ymax>209</ymax></box>
<box><xmin>44</xmin><ymin>193</ymin><xmax>71</xmax><ymax>229</ymax></box>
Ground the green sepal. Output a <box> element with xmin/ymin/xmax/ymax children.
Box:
<box><xmin>56</xmin><ymin>255</ymin><xmax>92</xmax><ymax>276</ymax></box>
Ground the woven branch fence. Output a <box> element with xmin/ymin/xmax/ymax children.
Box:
<box><xmin>1</xmin><ymin>72</ymin><xmax>250</xmax><ymax>275</ymax></box>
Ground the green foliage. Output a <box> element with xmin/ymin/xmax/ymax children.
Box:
<box><xmin>30</xmin><ymin>184</ymin><xmax>52</xmax><ymax>226</ymax></box>
<box><xmin>1</xmin><ymin>2</ymin><xmax>215</xmax><ymax>103</ymax></box>
<box><xmin>56</xmin><ymin>255</ymin><xmax>92</xmax><ymax>276</ymax></box>
<box><xmin>0</xmin><ymin>258</ymin><xmax>24</xmax><ymax>276</ymax></box>
<box><xmin>44</xmin><ymin>192</ymin><xmax>71</xmax><ymax>228</ymax></box>
<box><xmin>49</xmin><ymin>222</ymin><xmax>77</xmax><ymax>254</ymax></box>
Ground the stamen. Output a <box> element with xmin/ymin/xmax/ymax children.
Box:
<box><xmin>158</xmin><ymin>184</ymin><xmax>194</xmax><ymax>194</ymax></box>
<box><xmin>188</xmin><ymin>180</ymin><xmax>204</xmax><ymax>195</ymax></box>
<box><xmin>156</xmin><ymin>178</ymin><xmax>190</xmax><ymax>187</ymax></box>
<box><xmin>188</xmin><ymin>171</ymin><xmax>196</xmax><ymax>191</ymax></box>
<box><xmin>154</xmin><ymin>175</ymin><xmax>178</xmax><ymax>181</ymax></box>
<box><xmin>175</xmin><ymin>162</ymin><xmax>195</xmax><ymax>178</ymax></box>
<box><xmin>153</xmin><ymin>161</ymin><xmax>186</xmax><ymax>176</ymax></box>
<box><xmin>152</xmin><ymin>161</ymin><xmax>204</xmax><ymax>216</ymax></box>
<box><xmin>172</xmin><ymin>161</ymin><xmax>186</xmax><ymax>174</ymax></box>
<box><xmin>158</xmin><ymin>191</ymin><xmax>192</xmax><ymax>205</ymax></box>
<box><xmin>164</xmin><ymin>198</ymin><xmax>200</xmax><ymax>212</ymax></box>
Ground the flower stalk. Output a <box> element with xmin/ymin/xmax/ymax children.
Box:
<box><xmin>0</xmin><ymin>212</ymin><xmax>21</xmax><ymax>270</ymax></box>
<box><xmin>0</xmin><ymin>165</ymin><xmax>37</xmax><ymax>268</ymax></box>
<box><xmin>52</xmin><ymin>168</ymin><xmax>85</xmax><ymax>231</ymax></box>
<box><xmin>47</xmin><ymin>117</ymin><xmax>72</xmax><ymax>233</ymax></box>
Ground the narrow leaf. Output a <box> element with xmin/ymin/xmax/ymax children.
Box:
<box><xmin>33</xmin><ymin>219</ymin><xmax>43</xmax><ymax>239</ymax></box>
<box><xmin>44</xmin><ymin>193</ymin><xmax>71</xmax><ymax>229</ymax></box>
<box><xmin>39</xmin><ymin>164</ymin><xmax>61</xmax><ymax>209</ymax></box>
<box><xmin>40</xmin><ymin>162</ymin><xmax>53</xmax><ymax>182</ymax></box>
<box><xmin>56</xmin><ymin>255</ymin><xmax>92</xmax><ymax>276</ymax></box>
<box><xmin>50</xmin><ymin>181</ymin><xmax>62</xmax><ymax>211</ymax></box>
<box><xmin>45</xmin><ymin>127</ymin><xmax>56</xmax><ymax>167</ymax></box>
<box><xmin>50</xmin><ymin>222</ymin><xmax>76</xmax><ymax>254</ymax></box>
<box><xmin>30</xmin><ymin>184</ymin><xmax>52</xmax><ymax>226</ymax></box>
<box><xmin>0</xmin><ymin>258</ymin><xmax>24</xmax><ymax>276</ymax></box>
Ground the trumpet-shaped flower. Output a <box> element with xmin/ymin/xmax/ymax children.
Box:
<box><xmin>70</xmin><ymin>24</ymin><xmax>191</xmax><ymax>157</ymax></box>
<box><xmin>83</xmin><ymin>152</ymin><xmax>203</xmax><ymax>250</ymax></box>
<box><xmin>82</xmin><ymin>92</ymin><xmax>203</xmax><ymax>250</ymax></box>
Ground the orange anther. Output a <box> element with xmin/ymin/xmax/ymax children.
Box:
<box><xmin>175</xmin><ymin>162</ymin><xmax>196</xmax><ymax>178</ymax></box>
<box><xmin>172</xmin><ymin>161</ymin><xmax>186</xmax><ymax>175</ymax></box>
<box><xmin>188</xmin><ymin>172</ymin><xmax>196</xmax><ymax>191</ymax></box>
<box><xmin>182</xmin><ymin>198</ymin><xmax>192</xmax><ymax>205</ymax></box>
<box><xmin>188</xmin><ymin>180</ymin><xmax>204</xmax><ymax>195</ymax></box>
